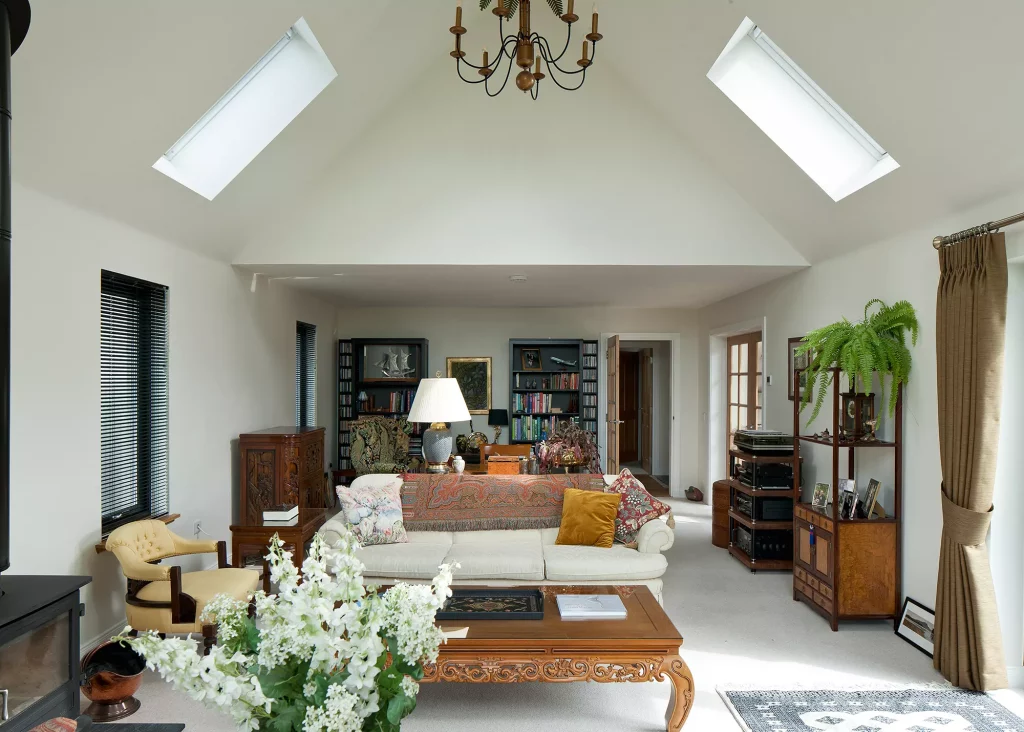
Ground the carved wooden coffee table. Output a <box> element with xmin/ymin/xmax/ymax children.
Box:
<box><xmin>422</xmin><ymin>585</ymin><xmax>694</xmax><ymax>730</ymax></box>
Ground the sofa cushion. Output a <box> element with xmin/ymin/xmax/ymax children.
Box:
<box><xmin>336</xmin><ymin>479</ymin><xmax>407</xmax><ymax>546</ymax></box>
<box><xmin>357</xmin><ymin>534</ymin><xmax>453</xmax><ymax>580</ymax></box>
<box><xmin>543</xmin><ymin>544</ymin><xmax>668</xmax><ymax>581</ymax></box>
<box><xmin>556</xmin><ymin>489</ymin><xmax>621</xmax><ymax>548</ymax></box>
<box><xmin>444</xmin><ymin>539</ymin><xmax>545</xmax><ymax>581</ymax></box>
<box><xmin>606</xmin><ymin>469</ymin><xmax>672</xmax><ymax>544</ymax></box>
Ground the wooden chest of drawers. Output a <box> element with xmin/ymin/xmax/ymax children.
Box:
<box><xmin>238</xmin><ymin>426</ymin><xmax>328</xmax><ymax>525</ymax></box>
<box><xmin>793</xmin><ymin>502</ymin><xmax>898</xmax><ymax>629</ymax></box>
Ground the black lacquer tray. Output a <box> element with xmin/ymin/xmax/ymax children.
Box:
<box><xmin>436</xmin><ymin>588</ymin><xmax>545</xmax><ymax>621</ymax></box>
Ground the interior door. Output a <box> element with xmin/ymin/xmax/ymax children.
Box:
<box><xmin>640</xmin><ymin>348</ymin><xmax>654</xmax><ymax>473</ymax></box>
<box><xmin>619</xmin><ymin>351</ymin><xmax>639</xmax><ymax>464</ymax></box>
<box><xmin>726</xmin><ymin>331</ymin><xmax>763</xmax><ymax>449</ymax></box>
<box><xmin>606</xmin><ymin>335</ymin><xmax>620</xmax><ymax>474</ymax></box>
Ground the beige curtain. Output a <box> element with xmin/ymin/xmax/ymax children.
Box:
<box><xmin>934</xmin><ymin>232</ymin><xmax>1008</xmax><ymax>691</ymax></box>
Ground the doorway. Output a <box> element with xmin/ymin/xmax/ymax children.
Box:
<box><xmin>619</xmin><ymin>341</ymin><xmax>671</xmax><ymax>493</ymax></box>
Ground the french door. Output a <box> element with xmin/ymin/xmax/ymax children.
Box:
<box><xmin>726</xmin><ymin>332</ymin><xmax>763</xmax><ymax>448</ymax></box>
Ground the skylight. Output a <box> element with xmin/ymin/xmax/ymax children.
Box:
<box><xmin>708</xmin><ymin>18</ymin><xmax>898</xmax><ymax>202</ymax></box>
<box><xmin>153</xmin><ymin>18</ymin><xmax>337</xmax><ymax>200</ymax></box>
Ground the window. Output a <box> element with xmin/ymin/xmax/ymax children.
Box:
<box><xmin>707</xmin><ymin>18</ymin><xmax>899</xmax><ymax>201</ymax></box>
<box><xmin>101</xmin><ymin>271</ymin><xmax>169</xmax><ymax>534</ymax></box>
<box><xmin>727</xmin><ymin>331</ymin><xmax>763</xmax><ymax>447</ymax></box>
<box><xmin>152</xmin><ymin>18</ymin><xmax>337</xmax><ymax>200</ymax></box>
<box><xmin>296</xmin><ymin>321</ymin><xmax>317</xmax><ymax>427</ymax></box>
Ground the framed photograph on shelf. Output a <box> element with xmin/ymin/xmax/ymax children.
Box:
<box><xmin>788</xmin><ymin>336</ymin><xmax>811</xmax><ymax>401</ymax></box>
<box><xmin>521</xmin><ymin>348</ymin><xmax>543</xmax><ymax>371</ymax></box>
<box><xmin>447</xmin><ymin>357</ymin><xmax>492</xmax><ymax>415</ymax></box>
<box><xmin>896</xmin><ymin>598</ymin><xmax>935</xmax><ymax>657</ymax></box>
<box><xmin>811</xmin><ymin>482</ymin><xmax>829</xmax><ymax>508</ymax></box>
<box><xmin>861</xmin><ymin>478</ymin><xmax>881</xmax><ymax>519</ymax></box>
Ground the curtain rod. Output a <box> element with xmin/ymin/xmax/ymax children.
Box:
<box><xmin>933</xmin><ymin>210</ymin><xmax>1024</xmax><ymax>249</ymax></box>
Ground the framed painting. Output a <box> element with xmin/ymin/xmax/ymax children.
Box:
<box><xmin>788</xmin><ymin>336</ymin><xmax>811</xmax><ymax>401</ymax></box>
<box><xmin>447</xmin><ymin>357</ymin><xmax>492</xmax><ymax>415</ymax></box>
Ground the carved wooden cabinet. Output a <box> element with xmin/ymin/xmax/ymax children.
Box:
<box><xmin>238</xmin><ymin>426</ymin><xmax>327</xmax><ymax>525</ymax></box>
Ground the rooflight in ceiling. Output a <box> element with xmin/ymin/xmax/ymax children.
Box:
<box><xmin>707</xmin><ymin>18</ymin><xmax>898</xmax><ymax>202</ymax></box>
<box><xmin>153</xmin><ymin>18</ymin><xmax>337</xmax><ymax>200</ymax></box>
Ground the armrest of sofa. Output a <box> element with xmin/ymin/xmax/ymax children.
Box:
<box><xmin>636</xmin><ymin>515</ymin><xmax>675</xmax><ymax>554</ymax></box>
<box><xmin>319</xmin><ymin>518</ymin><xmax>351</xmax><ymax>548</ymax></box>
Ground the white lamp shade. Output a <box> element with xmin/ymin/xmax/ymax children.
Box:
<box><xmin>408</xmin><ymin>378</ymin><xmax>471</xmax><ymax>424</ymax></box>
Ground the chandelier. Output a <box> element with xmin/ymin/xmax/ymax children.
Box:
<box><xmin>449</xmin><ymin>0</ymin><xmax>603</xmax><ymax>99</ymax></box>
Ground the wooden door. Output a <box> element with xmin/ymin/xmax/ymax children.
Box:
<box><xmin>606</xmin><ymin>336</ymin><xmax>621</xmax><ymax>474</ymax></box>
<box><xmin>726</xmin><ymin>332</ymin><xmax>763</xmax><ymax>450</ymax></box>
<box><xmin>640</xmin><ymin>348</ymin><xmax>654</xmax><ymax>473</ymax></box>
<box><xmin>619</xmin><ymin>351</ymin><xmax>639</xmax><ymax>463</ymax></box>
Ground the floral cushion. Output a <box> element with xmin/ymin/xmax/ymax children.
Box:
<box><xmin>606</xmin><ymin>469</ymin><xmax>672</xmax><ymax>544</ymax></box>
<box><xmin>336</xmin><ymin>480</ymin><xmax>408</xmax><ymax>546</ymax></box>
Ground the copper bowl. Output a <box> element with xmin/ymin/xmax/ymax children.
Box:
<box><xmin>81</xmin><ymin>641</ymin><xmax>145</xmax><ymax>721</ymax></box>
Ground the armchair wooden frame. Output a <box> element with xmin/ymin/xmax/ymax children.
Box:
<box><xmin>123</xmin><ymin>541</ymin><xmax>230</xmax><ymax>655</ymax></box>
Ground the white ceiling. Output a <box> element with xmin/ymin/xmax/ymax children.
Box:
<box><xmin>250</xmin><ymin>264</ymin><xmax>803</xmax><ymax>309</ymax></box>
<box><xmin>12</xmin><ymin>0</ymin><xmax>1024</xmax><ymax>305</ymax></box>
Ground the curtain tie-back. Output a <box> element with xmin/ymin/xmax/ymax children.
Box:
<box><xmin>941</xmin><ymin>488</ymin><xmax>992</xmax><ymax>547</ymax></box>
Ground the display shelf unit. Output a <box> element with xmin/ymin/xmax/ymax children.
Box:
<box><xmin>581</xmin><ymin>341</ymin><xmax>599</xmax><ymax>435</ymax></box>
<box><xmin>338</xmin><ymin>338</ymin><xmax>429</xmax><ymax>469</ymax></box>
<box><xmin>792</xmin><ymin>366</ymin><xmax>902</xmax><ymax>632</ymax></box>
<box><xmin>726</xmin><ymin>449</ymin><xmax>799</xmax><ymax>573</ymax></box>
<box><xmin>508</xmin><ymin>339</ymin><xmax>589</xmax><ymax>445</ymax></box>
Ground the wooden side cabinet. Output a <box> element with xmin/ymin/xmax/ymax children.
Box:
<box><xmin>238</xmin><ymin>426</ymin><xmax>327</xmax><ymax>525</ymax></box>
<box><xmin>712</xmin><ymin>480</ymin><xmax>730</xmax><ymax>548</ymax></box>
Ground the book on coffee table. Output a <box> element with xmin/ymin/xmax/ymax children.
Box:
<box><xmin>556</xmin><ymin>594</ymin><xmax>627</xmax><ymax>620</ymax></box>
<box><xmin>263</xmin><ymin>504</ymin><xmax>298</xmax><ymax>521</ymax></box>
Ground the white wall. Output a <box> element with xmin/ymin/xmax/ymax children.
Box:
<box><xmin>335</xmin><ymin>306</ymin><xmax>699</xmax><ymax>491</ymax></box>
<box><xmin>236</xmin><ymin>61</ymin><xmax>805</xmax><ymax>269</ymax></box>
<box><xmin>696</xmin><ymin>189</ymin><xmax>1024</xmax><ymax>678</ymax></box>
<box><xmin>8</xmin><ymin>184</ymin><xmax>336</xmax><ymax>650</ymax></box>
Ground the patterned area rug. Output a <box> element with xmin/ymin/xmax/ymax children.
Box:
<box><xmin>719</xmin><ymin>687</ymin><xmax>1024</xmax><ymax>731</ymax></box>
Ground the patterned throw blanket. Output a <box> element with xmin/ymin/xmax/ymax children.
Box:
<box><xmin>400</xmin><ymin>473</ymin><xmax>606</xmax><ymax>532</ymax></box>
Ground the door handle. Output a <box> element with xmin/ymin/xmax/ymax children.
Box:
<box><xmin>2</xmin><ymin>689</ymin><xmax>8</xmax><ymax>721</ymax></box>
<box><xmin>607</xmin><ymin>420</ymin><xmax>624</xmax><ymax>425</ymax></box>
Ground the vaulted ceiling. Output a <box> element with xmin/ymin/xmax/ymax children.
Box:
<box><xmin>11</xmin><ymin>0</ymin><xmax>1024</xmax><ymax>304</ymax></box>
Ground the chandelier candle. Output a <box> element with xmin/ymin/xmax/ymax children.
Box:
<box><xmin>450</xmin><ymin>0</ymin><xmax>603</xmax><ymax>99</ymax></box>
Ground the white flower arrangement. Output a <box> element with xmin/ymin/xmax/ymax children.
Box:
<box><xmin>115</xmin><ymin>528</ymin><xmax>455</xmax><ymax>732</ymax></box>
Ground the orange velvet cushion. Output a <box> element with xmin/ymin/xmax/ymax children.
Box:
<box><xmin>555</xmin><ymin>488</ymin><xmax>621</xmax><ymax>548</ymax></box>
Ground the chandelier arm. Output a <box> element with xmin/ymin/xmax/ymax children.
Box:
<box><xmin>536</xmin><ymin>35</ymin><xmax>588</xmax><ymax>76</ymax></box>
<box><xmin>460</xmin><ymin>36</ymin><xmax>518</xmax><ymax>70</ymax></box>
<box><xmin>542</xmin><ymin>59</ymin><xmax>587</xmax><ymax>91</ymax></box>
<box><xmin>531</xmin><ymin>81</ymin><xmax>540</xmax><ymax>100</ymax></box>
<box><xmin>485</xmin><ymin>49</ymin><xmax>517</xmax><ymax>97</ymax></box>
<box><xmin>456</xmin><ymin>57</ymin><xmax>490</xmax><ymax>85</ymax></box>
<box><xmin>533</xmin><ymin>18</ymin><xmax>573</xmax><ymax>64</ymax></box>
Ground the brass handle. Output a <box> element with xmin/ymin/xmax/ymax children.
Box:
<box><xmin>607</xmin><ymin>419</ymin><xmax>624</xmax><ymax>425</ymax></box>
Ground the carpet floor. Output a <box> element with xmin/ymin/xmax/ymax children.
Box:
<box><xmin>121</xmin><ymin>500</ymin><xmax>1024</xmax><ymax>731</ymax></box>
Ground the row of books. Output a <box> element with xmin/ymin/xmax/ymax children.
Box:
<box><xmin>339</xmin><ymin>341</ymin><xmax>353</xmax><ymax>354</ymax></box>
<box><xmin>340</xmin><ymin>393</ymin><xmax>353</xmax><ymax>405</ymax></box>
<box><xmin>581</xmin><ymin>419</ymin><xmax>598</xmax><ymax>433</ymax></box>
<box><xmin>512</xmin><ymin>415</ymin><xmax>577</xmax><ymax>442</ymax></box>
<box><xmin>582</xmin><ymin>394</ymin><xmax>598</xmax><ymax>407</ymax></box>
<box><xmin>513</xmin><ymin>372</ymin><xmax>579</xmax><ymax>389</ymax></box>
<box><xmin>512</xmin><ymin>393</ymin><xmax>580</xmax><ymax>414</ymax></box>
<box><xmin>582</xmin><ymin>381</ymin><xmax>598</xmax><ymax>394</ymax></box>
<box><xmin>582</xmin><ymin>368</ymin><xmax>597</xmax><ymax>381</ymax></box>
<box><xmin>582</xmin><ymin>407</ymin><xmax>598</xmax><ymax>419</ymax></box>
<box><xmin>339</xmin><ymin>367</ymin><xmax>353</xmax><ymax>380</ymax></box>
<box><xmin>583</xmin><ymin>342</ymin><xmax>599</xmax><ymax>356</ymax></box>
<box><xmin>582</xmin><ymin>355</ymin><xmax>598</xmax><ymax>368</ymax></box>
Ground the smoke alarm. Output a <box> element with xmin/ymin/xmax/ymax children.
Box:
<box><xmin>509</xmin><ymin>275</ymin><xmax>528</xmax><ymax>282</ymax></box>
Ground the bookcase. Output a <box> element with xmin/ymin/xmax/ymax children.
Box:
<box><xmin>508</xmin><ymin>339</ymin><xmax>597</xmax><ymax>445</ymax></box>
<box><xmin>337</xmin><ymin>338</ymin><xmax>429</xmax><ymax>470</ymax></box>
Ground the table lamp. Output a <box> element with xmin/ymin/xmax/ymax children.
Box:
<box><xmin>487</xmin><ymin>408</ymin><xmax>509</xmax><ymax>444</ymax></box>
<box><xmin>408</xmin><ymin>374</ymin><xmax>471</xmax><ymax>472</ymax></box>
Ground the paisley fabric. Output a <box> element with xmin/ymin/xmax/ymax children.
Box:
<box><xmin>400</xmin><ymin>473</ymin><xmax>605</xmax><ymax>532</ymax></box>
<box><xmin>607</xmin><ymin>468</ymin><xmax>672</xmax><ymax>544</ymax></box>
<box><xmin>336</xmin><ymin>479</ymin><xmax>408</xmax><ymax>546</ymax></box>
<box><xmin>350</xmin><ymin>416</ymin><xmax>413</xmax><ymax>475</ymax></box>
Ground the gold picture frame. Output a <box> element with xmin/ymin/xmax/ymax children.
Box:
<box><xmin>446</xmin><ymin>357</ymin><xmax>492</xmax><ymax>415</ymax></box>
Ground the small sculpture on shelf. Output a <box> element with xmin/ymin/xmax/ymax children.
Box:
<box><xmin>861</xmin><ymin>417</ymin><xmax>879</xmax><ymax>442</ymax></box>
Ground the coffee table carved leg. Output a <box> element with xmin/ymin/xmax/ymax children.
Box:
<box><xmin>661</xmin><ymin>655</ymin><xmax>694</xmax><ymax>732</ymax></box>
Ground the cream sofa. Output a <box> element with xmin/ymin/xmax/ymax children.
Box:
<box><xmin>320</xmin><ymin>474</ymin><xmax>674</xmax><ymax>603</ymax></box>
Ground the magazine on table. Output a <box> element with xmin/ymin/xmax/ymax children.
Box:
<box><xmin>556</xmin><ymin>594</ymin><xmax>627</xmax><ymax>620</ymax></box>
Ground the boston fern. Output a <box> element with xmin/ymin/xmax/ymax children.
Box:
<box><xmin>479</xmin><ymin>0</ymin><xmax>563</xmax><ymax>17</ymax></box>
<box><xmin>798</xmin><ymin>299</ymin><xmax>919</xmax><ymax>423</ymax></box>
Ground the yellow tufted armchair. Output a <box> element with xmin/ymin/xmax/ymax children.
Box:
<box><xmin>105</xmin><ymin>520</ymin><xmax>259</xmax><ymax>653</ymax></box>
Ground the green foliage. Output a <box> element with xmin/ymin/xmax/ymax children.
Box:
<box><xmin>797</xmin><ymin>299</ymin><xmax>918</xmax><ymax>423</ymax></box>
<box><xmin>479</xmin><ymin>0</ymin><xmax>564</xmax><ymax>17</ymax></box>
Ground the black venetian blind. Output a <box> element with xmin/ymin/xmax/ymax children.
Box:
<box><xmin>296</xmin><ymin>321</ymin><xmax>317</xmax><ymax>427</ymax></box>
<box><xmin>101</xmin><ymin>270</ymin><xmax>169</xmax><ymax>534</ymax></box>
